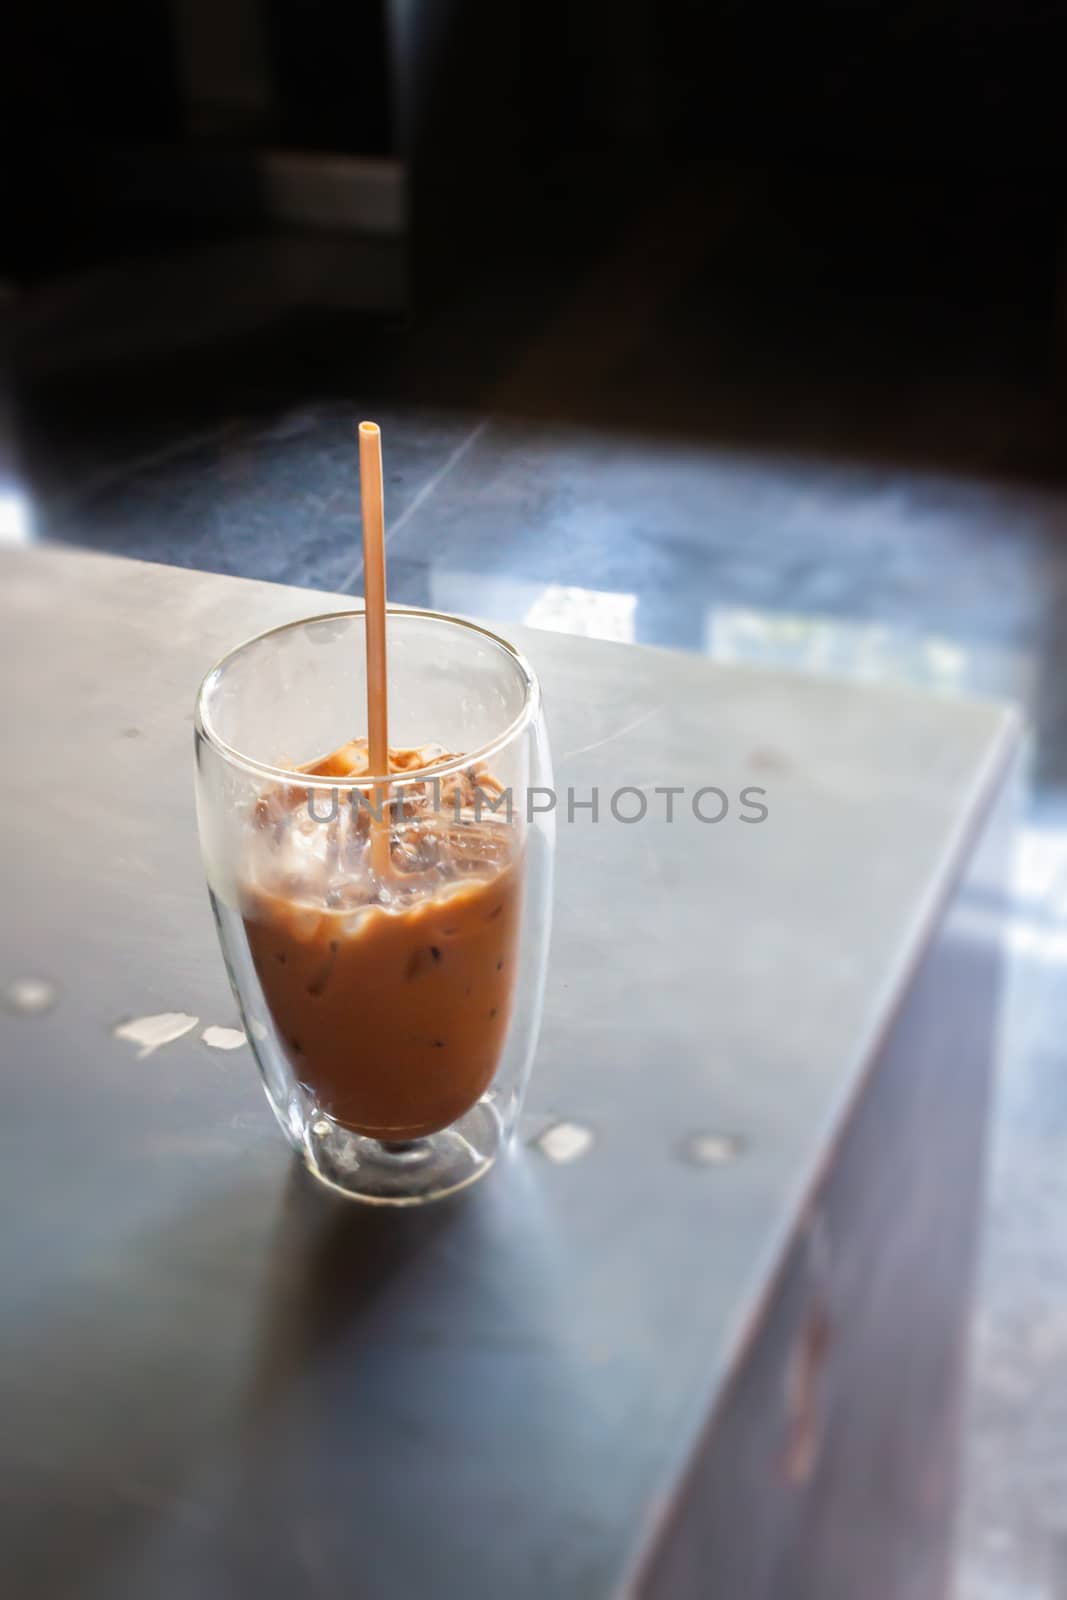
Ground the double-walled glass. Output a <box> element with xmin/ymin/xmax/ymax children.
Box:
<box><xmin>194</xmin><ymin>610</ymin><xmax>553</xmax><ymax>1204</ymax></box>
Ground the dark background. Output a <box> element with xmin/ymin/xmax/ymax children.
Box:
<box><xmin>9</xmin><ymin>1</ymin><xmax>1067</xmax><ymax>289</ymax></box>
<box><xmin>8</xmin><ymin>0</ymin><xmax>1067</xmax><ymax>500</ymax></box>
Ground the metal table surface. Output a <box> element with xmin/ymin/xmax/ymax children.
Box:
<box><xmin>0</xmin><ymin>547</ymin><xmax>1016</xmax><ymax>1599</ymax></box>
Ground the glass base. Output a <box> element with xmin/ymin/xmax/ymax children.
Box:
<box><xmin>301</xmin><ymin>1098</ymin><xmax>502</xmax><ymax>1205</ymax></box>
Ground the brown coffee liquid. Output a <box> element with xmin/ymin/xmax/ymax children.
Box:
<box><xmin>241</xmin><ymin>741</ymin><xmax>522</xmax><ymax>1139</ymax></box>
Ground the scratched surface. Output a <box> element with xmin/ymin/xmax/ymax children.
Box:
<box><xmin>0</xmin><ymin>547</ymin><xmax>1015</xmax><ymax>1598</ymax></box>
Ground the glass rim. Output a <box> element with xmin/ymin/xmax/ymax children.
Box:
<box><xmin>194</xmin><ymin>607</ymin><xmax>541</xmax><ymax>790</ymax></box>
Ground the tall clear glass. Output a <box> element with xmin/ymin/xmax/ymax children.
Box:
<box><xmin>194</xmin><ymin>610</ymin><xmax>554</xmax><ymax>1204</ymax></box>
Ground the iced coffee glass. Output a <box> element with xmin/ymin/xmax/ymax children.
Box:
<box><xmin>194</xmin><ymin>610</ymin><xmax>554</xmax><ymax>1204</ymax></box>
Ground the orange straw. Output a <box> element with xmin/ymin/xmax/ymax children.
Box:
<box><xmin>358</xmin><ymin>421</ymin><xmax>390</xmax><ymax>880</ymax></box>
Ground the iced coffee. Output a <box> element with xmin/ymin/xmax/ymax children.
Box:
<box><xmin>241</xmin><ymin>740</ymin><xmax>522</xmax><ymax>1140</ymax></box>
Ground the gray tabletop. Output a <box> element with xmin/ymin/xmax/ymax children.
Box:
<box><xmin>1</xmin><ymin>547</ymin><xmax>1016</xmax><ymax>1599</ymax></box>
